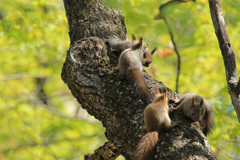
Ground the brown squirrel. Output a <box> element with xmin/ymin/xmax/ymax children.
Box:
<box><xmin>104</xmin><ymin>34</ymin><xmax>148</xmax><ymax>53</ymax></box>
<box><xmin>170</xmin><ymin>93</ymin><xmax>214</xmax><ymax>136</ymax></box>
<box><xmin>135</xmin><ymin>85</ymin><xmax>181</xmax><ymax>160</ymax></box>
<box><xmin>118</xmin><ymin>37</ymin><xmax>157</xmax><ymax>104</ymax></box>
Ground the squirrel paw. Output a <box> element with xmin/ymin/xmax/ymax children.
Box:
<box><xmin>176</xmin><ymin>120</ymin><xmax>182</xmax><ymax>125</ymax></box>
<box><xmin>169</xmin><ymin>98</ymin><xmax>177</xmax><ymax>102</ymax></box>
<box><xmin>192</xmin><ymin>121</ymin><xmax>200</xmax><ymax>128</ymax></box>
<box><xmin>174</xmin><ymin>120</ymin><xmax>182</xmax><ymax>126</ymax></box>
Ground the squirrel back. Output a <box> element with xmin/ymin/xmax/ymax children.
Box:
<box><xmin>118</xmin><ymin>40</ymin><xmax>144</xmax><ymax>79</ymax></box>
<box><xmin>144</xmin><ymin>85</ymin><xmax>170</xmax><ymax>132</ymax></box>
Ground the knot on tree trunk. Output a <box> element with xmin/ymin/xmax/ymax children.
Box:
<box><xmin>61</xmin><ymin>37</ymin><xmax>110</xmax><ymax>119</ymax></box>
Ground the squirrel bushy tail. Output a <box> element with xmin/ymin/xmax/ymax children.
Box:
<box><xmin>135</xmin><ymin>131</ymin><xmax>159</xmax><ymax>160</ymax></box>
<box><xmin>126</xmin><ymin>66</ymin><xmax>151</xmax><ymax>104</ymax></box>
<box><xmin>202</xmin><ymin>99</ymin><xmax>214</xmax><ymax>136</ymax></box>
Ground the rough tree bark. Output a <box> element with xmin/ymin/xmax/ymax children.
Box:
<box><xmin>61</xmin><ymin>0</ymin><xmax>216</xmax><ymax>159</ymax></box>
<box><xmin>208</xmin><ymin>0</ymin><xmax>240</xmax><ymax>122</ymax></box>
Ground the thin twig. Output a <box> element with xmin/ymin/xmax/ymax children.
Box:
<box><xmin>2</xmin><ymin>73</ymin><xmax>44</xmax><ymax>80</ymax></box>
<box><xmin>2</xmin><ymin>135</ymin><xmax>103</xmax><ymax>154</ymax></box>
<box><xmin>28</xmin><ymin>94</ymin><xmax>101</xmax><ymax>125</ymax></box>
<box><xmin>163</xmin><ymin>18</ymin><xmax>181</xmax><ymax>94</ymax></box>
<box><xmin>220</xmin><ymin>149</ymin><xmax>240</xmax><ymax>160</ymax></box>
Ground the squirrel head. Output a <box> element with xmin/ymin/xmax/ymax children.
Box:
<box><xmin>153</xmin><ymin>85</ymin><xmax>168</xmax><ymax>104</ymax></box>
<box><xmin>185</xmin><ymin>95</ymin><xmax>206</xmax><ymax>123</ymax></box>
<box><xmin>143</xmin><ymin>46</ymin><xmax>157</xmax><ymax>67</ymax></box>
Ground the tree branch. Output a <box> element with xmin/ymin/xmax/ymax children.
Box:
<box><xmin>159</xmin><ymin>0</ymin><xmax>195</xmax><ymax>12</ymax></box>
<box><xmin>84</xmin><ymin>141</ymin><xmax>120</xmax><ymax>160</ymax></box>
<box><xmin>208</xmin><ymin>0</ymin><xmax>240</xmax><ymax>122</ymax></box>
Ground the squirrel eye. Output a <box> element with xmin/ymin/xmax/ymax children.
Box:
<box><xmin>192</xmin><ymin>113</ymin><xmax>194</xmax><ymax>115</ymax></box>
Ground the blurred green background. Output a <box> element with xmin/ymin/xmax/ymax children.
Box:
<box><xmin>0</xmin><ymin>0</ymin><xmax>240</xmax><ymax>159</ymax></box>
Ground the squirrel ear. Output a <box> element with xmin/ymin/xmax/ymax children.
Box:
<box><xmin>160</xmin><ymin>86</ymin><xmax>167</xmax><ymax>98</ymax></box>
<box><xmin>151</xmin><ymin>46</ymin><xmax>157</xmax><ymax>55</ymax></box>
<box><xmin>199</xmin><ymin>98</ymin><xmax>206</xmax><ymax>121</ymax></box>
<box><xmin>138</xmin><ymin>36</ymin><xmax>143</xmax><ymax>48</ymax></box>
<box><xmin>143</xmin><ymin>52</ymin><xmax>146</xmax><ymax>58</ymax></box>
<box><xmin>131</xmin><ymin>34</ymin><xmax>136</xmax><ymax>41</ymax></box>
<box><xmin>153</xmin><ymin>85</ymin><xmax>160</xmax><ymax>95</ymax></box>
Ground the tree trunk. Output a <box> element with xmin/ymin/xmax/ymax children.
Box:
<box><xmin>61</xmin><ymin>0</ymin><xmax>216</xmax><ymax>159</ymax></box>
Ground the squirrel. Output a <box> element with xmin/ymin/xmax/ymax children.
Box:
<box><xmin>104</xmin><ymin>34</ymin><xmax>156</xmax><ymax>68</ymax></box>
<box><xmin>104</xmin><ymin>34</ymin><xmax>148</xmax><ymax>53</ymax></box>
<box><xmin>170</xmin><ymin>93</ymin><xmax>214</xmax><ymax>136</ymax></box>
<box><xmin>134</xmin><ymin>85</ymin><xmax>182</xmax><ymax>160</ymax></box>
<box><xmin>118</xmin><ymin>37</ymin><xmax>157</xmax><ymax>104</ymax></box>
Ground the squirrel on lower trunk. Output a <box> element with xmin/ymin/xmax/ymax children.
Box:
<box><xmin>134</xmin><ymin>85</ymin><xmax>182</xmax><ymax>160</ymax></box>
<box><xmin>170</xmin><ymin>93</ymin><xmax>214</xmax><ymax>136</ymax></box>
<box><xmin>118</xmin><ymin>37</ymin><xmax>157</xmax><ymax>104</ymax></box>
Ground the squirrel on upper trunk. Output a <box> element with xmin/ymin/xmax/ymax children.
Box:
<box><xmin>118</xmin><ymin>37</ymin><xmax>157</xmax><ymax>104</ymax></box>
<box><xmin>134</xmin><ymin>85</ymin><xmax>181</xmax><ymax>160</ymax></box>
<box><xmin>104</xmin><ymin>34</ymin><xmax>156</xmax><ymax>68</ymax></box>
<box><xmin>170</xmin><ymin>93</ymin><xmax>214</xmax><ymax>136</ymax></box>
<box><xmin>104</xmin><ymin>34</ymin><xmax>148</xmax><ymax>53</ymax></box>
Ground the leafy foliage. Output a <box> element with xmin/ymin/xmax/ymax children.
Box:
<box><xmin>1</xmin><ymin>0</ymin><xmax>240</xmax><ymax>159</ymax></box>
<box><xmin>0</xmin><ymin>0</ymin><xmax>106</xmax><ymax>159</ymax></box>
